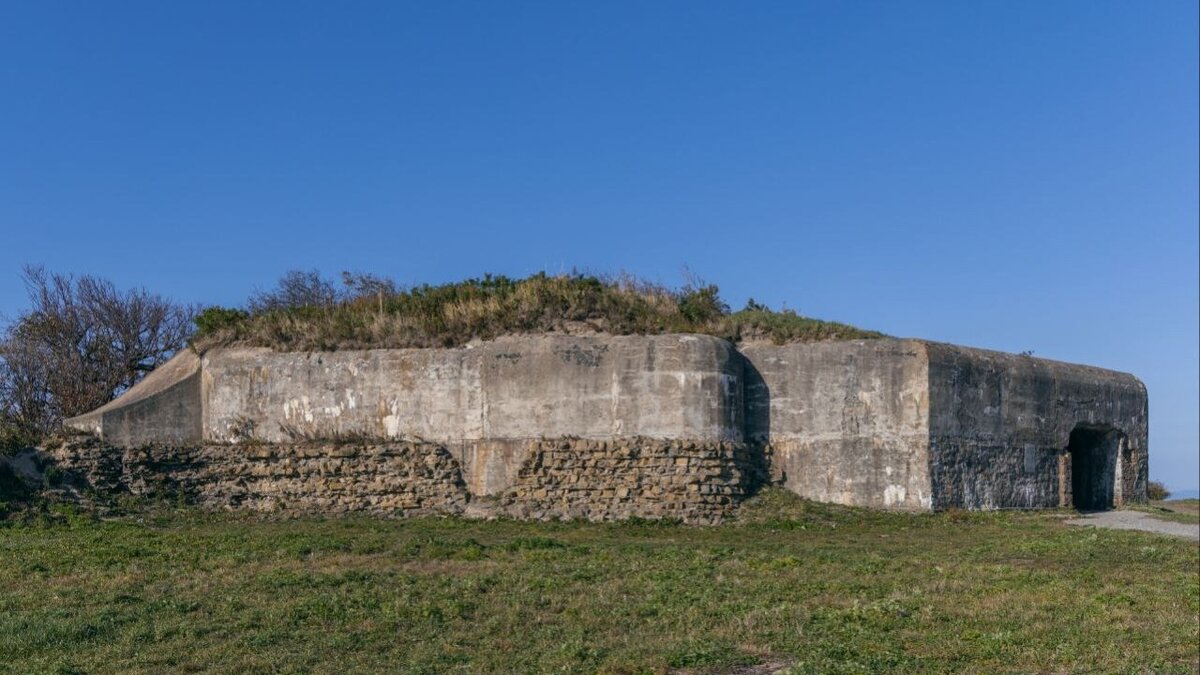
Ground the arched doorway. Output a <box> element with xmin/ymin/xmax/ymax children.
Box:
<box><xmin>1066</xmin><ymin>426</ymin><xmax>1120</xmax><ymax>510</ymax></box>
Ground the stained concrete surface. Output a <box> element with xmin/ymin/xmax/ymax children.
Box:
<box><xmin>741</xmin><ymin>339</ymin><xmax>932</xmax><ymax>510</ymax></box>
<box><xmin>925</xmin><ymin>342</ymin><xmax>1148</xmax><ymax>510</ymax></box>
<box><xmin>200</xmin><ymin>335</ymin><xmax>744</xmax><ymax>444</ymax></box>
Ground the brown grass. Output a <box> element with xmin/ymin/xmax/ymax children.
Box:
<box><xmin>191</xmin><ymin>272</ymin><xmax>883</xmax><ymax>352</ymax></box>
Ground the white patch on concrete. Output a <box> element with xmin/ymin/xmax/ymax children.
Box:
<box><xmin>382</xmin><ymin>400</ymin><xmax>402</xmax><ymax>437</ymax></box>
<box><xmin>883</xmin><ymin>484</ymin><xmax>907</xmax><ymax>506</ymax></box>
<box><xmin>917</xmin><ymin>490</ymin><xmax>932</xmax><ymax>510</ymax></box>
<box><xmin>611</xmin><ymin>370</ymin><xmax>623</xmax><ymax>436</ymax></box>
<box><xmin>382</xmin><ymin>415</ymin><xmax>400</xmax><ymax>437</ymax></box>
<box><xmin>283</xmin><ymin>396</ymin><xmax>316</xmax><ymax>423</ymax></box>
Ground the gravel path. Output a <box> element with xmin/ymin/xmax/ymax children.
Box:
<box><xmin>1065</xmin><ymin>510</ymin><xmax>1199</xmax><ymax>540</ymax></box>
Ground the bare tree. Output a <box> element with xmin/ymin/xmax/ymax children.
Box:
<box><xmin>0</xmin><ymin>335</ymin><xmax>54</xmax><ymax>441</ymax></box>
<box><xmin>341</xmin><ymin>271</ymin><xmax>398</xmax><ymax>314</ymax></box>
<box><xmin>248</xmin><ymin>270</ymin><xmax>339</xmax><ymax>314</ymax></box>
<box><xmin>0</xmin><ymin>266</ymin><xmax>195</xmax><ymax>437</ymax></box>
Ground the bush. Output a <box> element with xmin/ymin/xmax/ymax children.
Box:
<box><xmin>0</xmin><ymin>463</ymin><xmax>29</xmax><ymax>502</ymax></box>
<box><xmin>0</xmin><ymin>422</ymin><xmax>38</xmax><ymax>457</ymax></box>
<box><xmin>193</xmin><ymin>306</ymin><xmax>250</xmax><ymax>336</ymax></box>
<box><xmin>1147</xmin><ymin>481</ymin><xmax>1171</xmax><ymax>501</ymax></box>
<box><xmin>677</xmin><ymin>283</ymin><xmax>728</xmax><ymax>323</ymax></box>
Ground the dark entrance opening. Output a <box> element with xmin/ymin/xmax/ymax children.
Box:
<box><xmin>1067</xmin><ymin>427</ymin><xmax>1116</xmax><ymax>510</ymax></box>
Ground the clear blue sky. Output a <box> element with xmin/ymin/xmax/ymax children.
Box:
<box><xmin>1</xmin><ymin>2</ymin><xmax>1196</xmax><ymax>491</ymax></box>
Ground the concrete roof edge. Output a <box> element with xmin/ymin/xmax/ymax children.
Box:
<box><xmin>911</xmin><ymin>338</ymin><xmax>1145</xmax><ymax>388</ymax></box>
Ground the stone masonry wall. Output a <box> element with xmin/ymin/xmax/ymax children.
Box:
<box><xmin>44</xmin><ymin>436</ymin><xmax>766</xmax><ymax>523</ymax></box>
<box><xmin>498</xmin><ymin>438</ymin><xmax>766</xmax><ymax>524</ymax></box>
<box><xmin>46</xmin><ymin>436</ymin><xmax>468</xmax><ymax>517</ymax></box>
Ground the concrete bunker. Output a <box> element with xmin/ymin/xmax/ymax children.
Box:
<box><xmin>59</xmin><ymin>335</ymin><xmax>1149</xmax><ymax>518</ymax></box>
<box><xmin>1065</xmin><ymin>425</ymin><xmax>1123</xmax><ymax>511</ymax></box>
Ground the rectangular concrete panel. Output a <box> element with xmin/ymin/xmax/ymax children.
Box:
<box><xmin>740</xmin><ymin>339</ymin><xmax>933</xmax><ymax>510</ymax></box>
<box><xmin>201</xmin><ymin>334</ymin><xmax>744</xmax><ymax>445</ymax></box>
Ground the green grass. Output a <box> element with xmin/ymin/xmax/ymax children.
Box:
<box><xmin>191</xmin><ymin>272</ymin><xmax>883</xmax><ymax>351</ymax></box>
<box><xmin>1</xmin><ymin>492</ymin><xmax>1196</xmax><ymax>674</ymax></box>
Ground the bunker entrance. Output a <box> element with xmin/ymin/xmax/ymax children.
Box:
<box><xmin>1067</xmin><ymin>427</ymin><xmax>1117</xmax><ymax>510</ymax></box>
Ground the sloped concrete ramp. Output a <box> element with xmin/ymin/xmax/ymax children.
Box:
<box><xmin>65</xmin><ymin>349</ymin><xmax>202</xmax><ymax>446</ymax></box>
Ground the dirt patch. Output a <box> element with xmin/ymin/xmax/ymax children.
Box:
<box><xmin>1065</xmin><ymin>510</ymin><xmax>1199</xmax><ymax>541</ymax></box>
<box><xmin>671</xmin><ymin>657</ymin><xmax>795</xmax><ymax>675</ymax></box>
<box><xmin>1153</xmin><ymin>499</ymin><xmax>1199</xmax><ymax>515</ymax></box>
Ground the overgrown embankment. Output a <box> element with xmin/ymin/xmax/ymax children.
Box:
<box><xmin>192</xmin><ymin>271</ymin><xmax>883</xmax><ymax>351</ymax></box>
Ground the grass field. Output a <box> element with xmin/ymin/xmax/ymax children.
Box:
<box><xmin>1</xmin><ymin>492</ymin><xmax>1197</xmax><ymax>674</ymax></box>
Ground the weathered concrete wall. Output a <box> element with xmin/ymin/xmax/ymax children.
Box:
<box><xmin>924</xmin><ymin>342</ymin><xmax>1148</xmax><ymax>509</ymax></box>
<box><xmin>740</xmin><ymin>339</ymin><xmax>933</xmax><ymax>510</ymax></box>
<box><xmin>61</xmin><ymin>333</ymin><xmax>1149</xmax><ymax>516</ymax></box>
<box><xmin>201</xmin><ymin>335</ymin><xmax>743</xmax><ymax>444</ymax></box>
<box><xmin>199</xmin><ymin>335</ymin><xmax>742</xmax><ymax>495</ymax></box>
